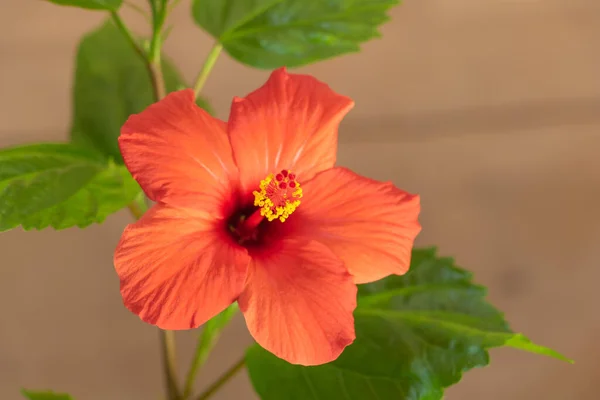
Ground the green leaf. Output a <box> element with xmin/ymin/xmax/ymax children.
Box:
<box><xmin>70</xmin><ymin>20</ymin><xmax>212</xmax><ymax>162</ymax></box>
<box><xmin>46</xmin><ymin>0</ymin><xmax>122</xmax><ymax>11</ymax></box>
<box><xmin>21</xmin><ymin>389</ymin><xmax>73</xmax><ymax>400</ymax></box>
<box><xmin>0</xmin><ymin>143</ymin><xmax>141</xmax><ymax>232</ymax></box>
<box><xmin>192</xmin><ymin>0</ymin><xmax>399</xmax><ymax>69</ymax></box>
<box><xmin>246</xmin><ymin>248</ymin><xmax>571</xmax><ymax>400</ymax></box>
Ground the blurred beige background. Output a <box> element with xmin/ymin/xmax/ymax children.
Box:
<box><xmin>1</xmin><ymin>0</ymin><xmax>599</xmax><ymax>399</ymax></box>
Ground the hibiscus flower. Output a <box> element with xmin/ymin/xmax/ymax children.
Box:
<box><xmin>114</xmin><ymin>67</ymin><xmax>421</xmax><ymax>366</ymax></box>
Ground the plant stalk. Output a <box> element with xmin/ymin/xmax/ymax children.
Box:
<box><xmin>193</xmin><ymin>43</ymin><xmax>223</xmax><ymax>98</ymax></box>
<box><xmin>194</xmin><ymin>357</ymin><xmax>246</xmax><ymax>400</ymax></box>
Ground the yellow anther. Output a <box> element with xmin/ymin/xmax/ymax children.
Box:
<box><xmin>252</xmin><ymin>170</ymin><xmax>302</xmax><ymax>222</ymax></box>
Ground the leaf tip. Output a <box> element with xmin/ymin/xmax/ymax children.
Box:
<box><xmin>507</xmin><ymin>333</ymin><xmax>573</xmax><ymax>364</ymax></box>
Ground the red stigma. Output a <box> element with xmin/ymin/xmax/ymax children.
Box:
<box><xmin>275</xmin><ymin>173</ymin><xmax>284</xmax><ymax>181</ymax></box>
<box><xmin>279</xmin><ymin>181</ymin><xmax>288</xmax><ymax>189</ymax></box>
<box><xmin>289</xmin><ymin>181</ymin><xmax>296</xmax><ymax>188</ymax></box>
<box><xmin>280</xmin><ymin>170</ymin><xmax>289</xmax><ymax>177</ymax></box>
<box><xmin>288</xmin><ymin>173</ymin><xmax>296</xmax><ymax>180</ymax></box>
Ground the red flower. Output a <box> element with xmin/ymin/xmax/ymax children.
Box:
<box><xmin>114</xmin><ymin>68</ymin><xmax>421</xmax><ymax>366</ymax></box>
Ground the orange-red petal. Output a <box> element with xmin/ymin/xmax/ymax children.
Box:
<box><xmin>238</xmin><ymin>239</ymin><xmax>357</xmax><ymax>366</ymax></box>
<box><xmin>119</xmin><ymin>89</ymin><xmax>237</xmax><ymax>213</ymax></box>
<box><xmin>228</xmin><ymin>67</ymin><xmax>354</xmax><ymax>195</ymax></box>
<box><xmin>114</xmin><ymin>204</ymin><xmax>250</xmax><ymax>330</ymax></box>
<box><xmin>293</xmin><ymin>167</ymin><xmax>421</xmax><ymax>284</ymax></box>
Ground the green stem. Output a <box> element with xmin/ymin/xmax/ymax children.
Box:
<box><xmin>182</xmin><ymin>332</ymin><xmax>212</xmax><ymax>399</ymax></box>
<box><xmin>110</xmin><ymin>11</ymin><xmax>146</xmax><ymax>61</ymax></box>
<box><xmin>148</xmin><ymin>0</ymin><xmax>168</xmax><ymax>100</ymax></box>
<box><xmin>149</xmin><ymin>61</ymin><xmax>166</xmax><ymax>101</ymax></box>
<box><xmin>111</xmin><ymin>8</ymin><xmax>165</xmax><ymax>101</ymax></box>
<box><xmin>193</xmin><ymin>43</ymin><xmax>223</xmax><ymax>98</ymax></box>
<box><xmin>148</xmin><ymin>1</ymin><xmax>165</xmax><ymax>63</ymax></box>
<box><xmin>182</xmin><ymin>305</ymin><xmax>238</xmax><ymax>399</ymax></box>
<box><xmin>160</xmin><ymin>329</ymin><xmax>181</xmax><ymax>400</ymax></box>
<box><xmin>127</xmin><ymin>201</ymin><xmax>145</xmax><ymax>220</ymax></box>
<box><xmin>194</xmin><ymin>357</ymin><xmax>246</xmax><ymax>400</ymax></box>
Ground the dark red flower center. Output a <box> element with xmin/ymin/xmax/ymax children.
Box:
<box><xmin>227</xmin><ymin>169</ymin><xmax>302</xmax><ymax>247</ymax></box>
